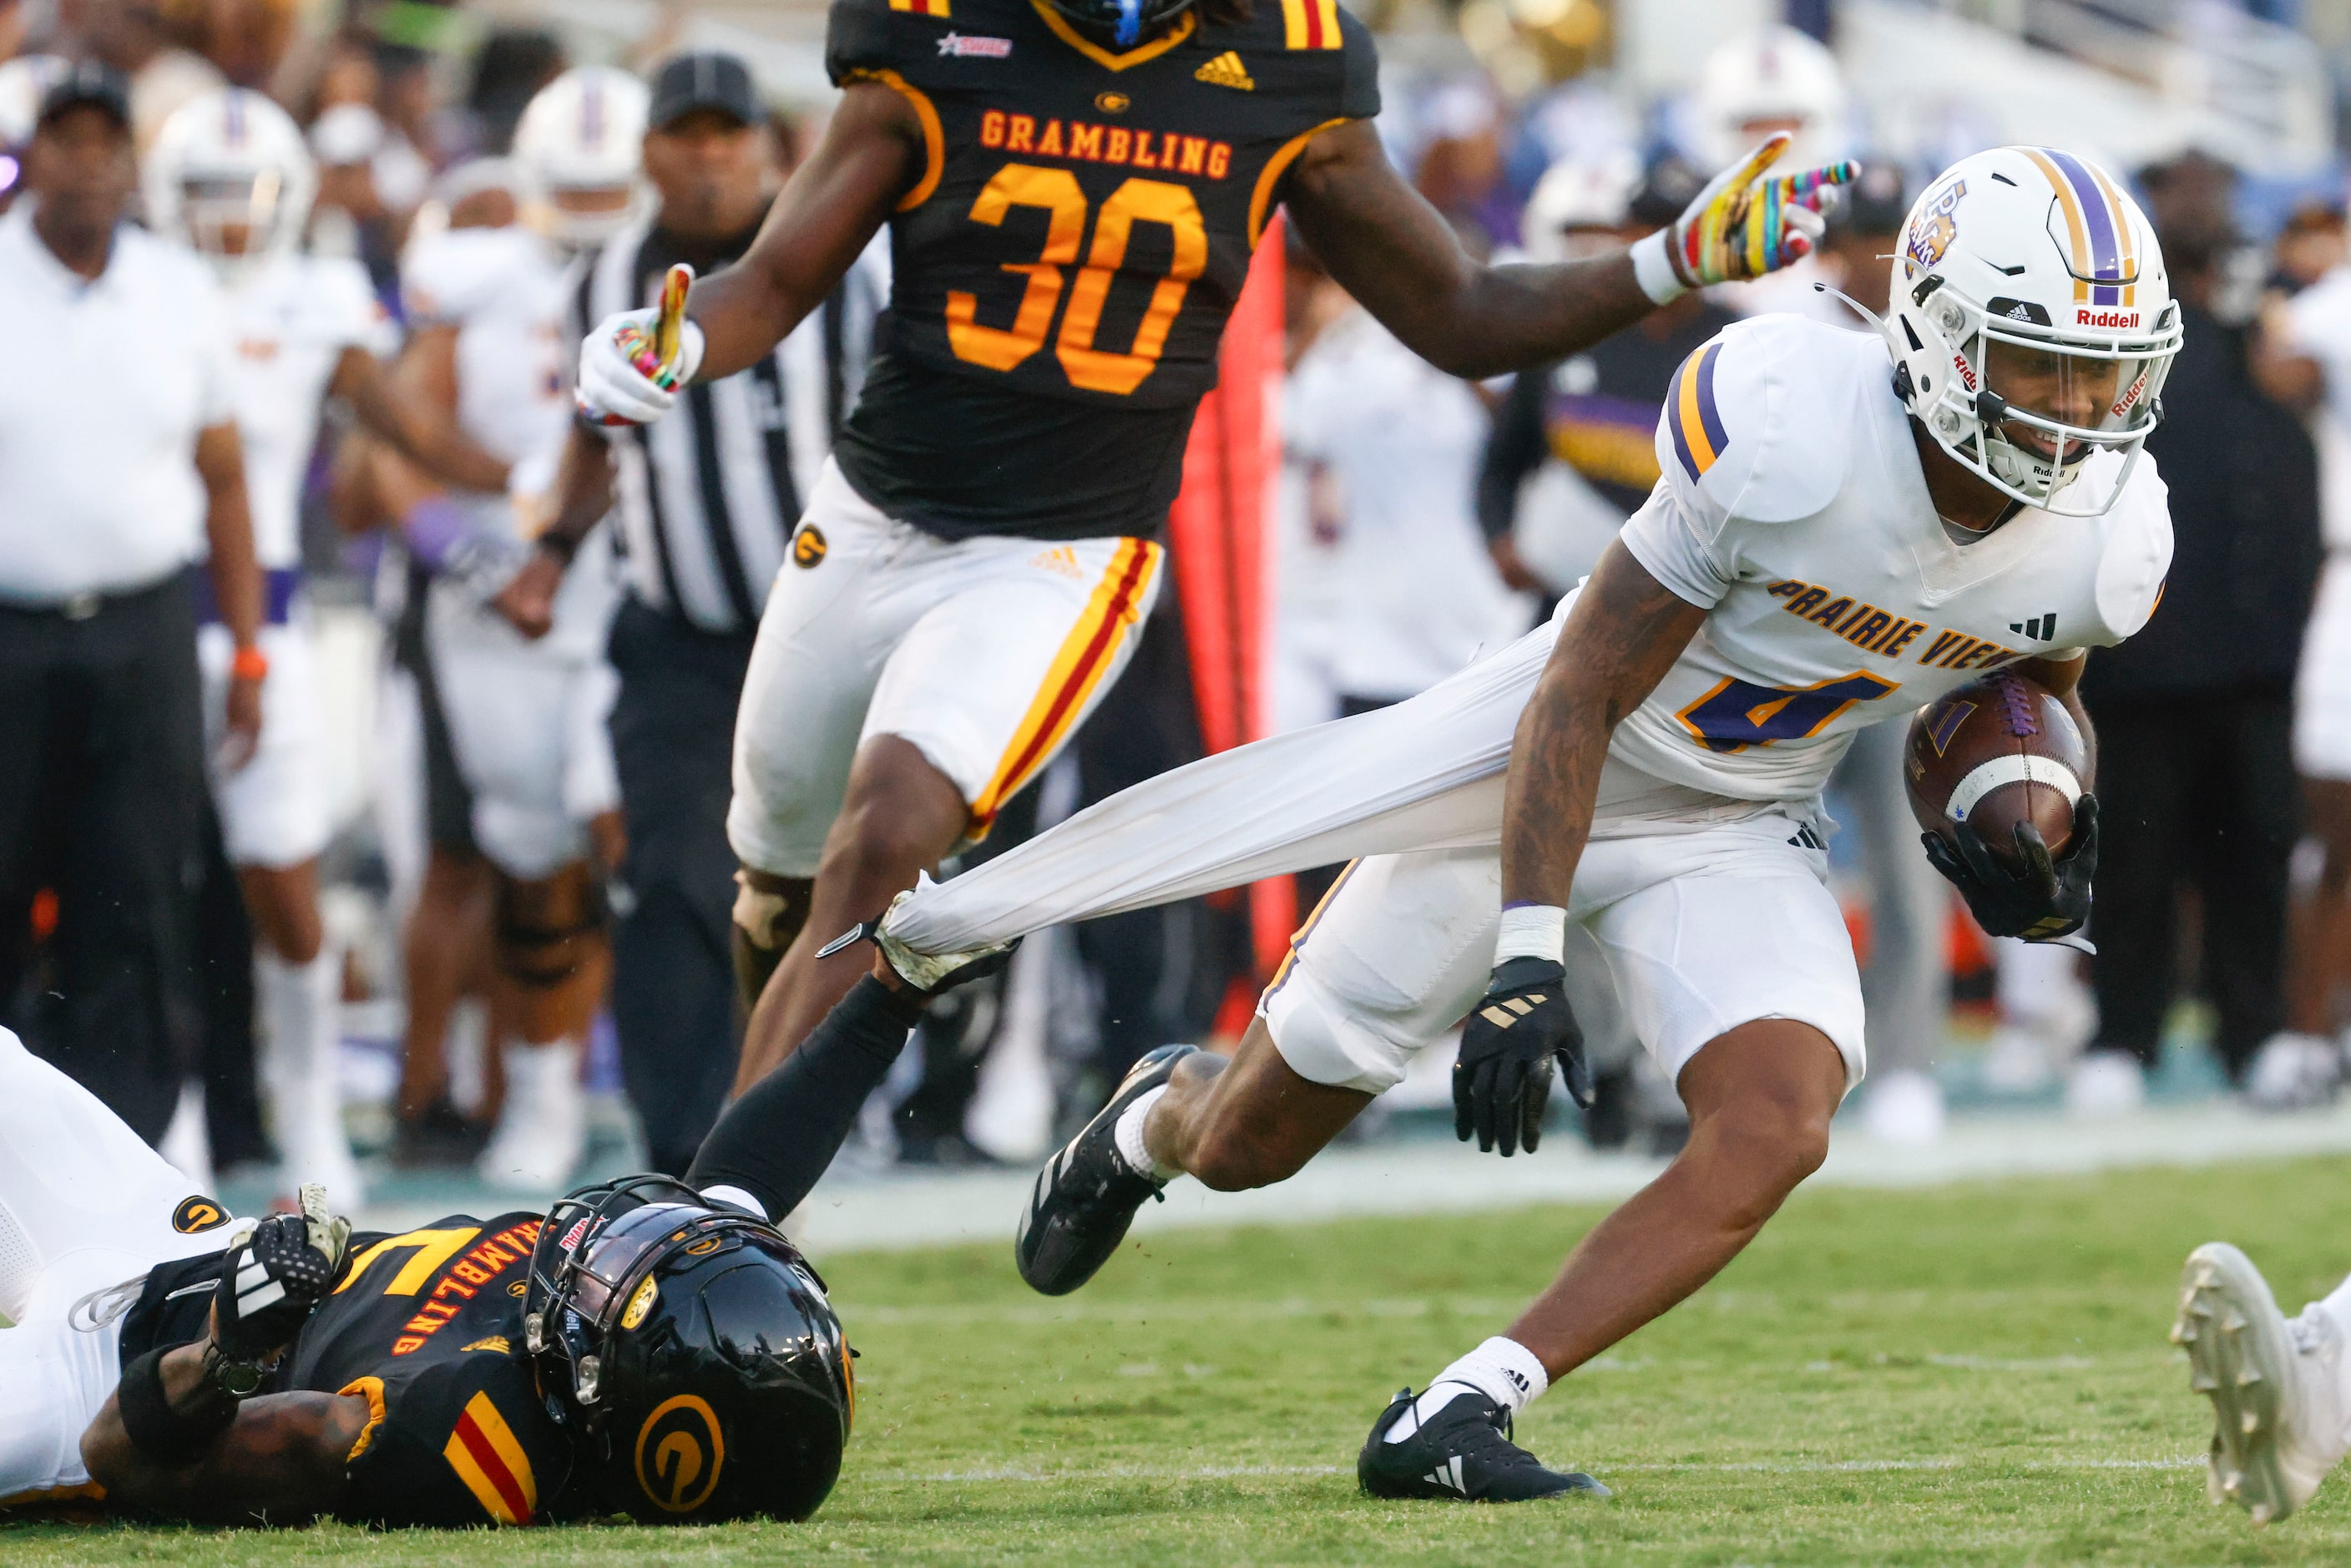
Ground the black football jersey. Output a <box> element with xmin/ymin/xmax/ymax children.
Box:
<box><xmin>119</xmin><ymin>1211</ymin><xmax>577</xmax><ymax>1528</ymax></box>
<box><xmin>827</xmin><ymin>0</ymin><xmax>1378</xmax><ymax>540</ymax></box>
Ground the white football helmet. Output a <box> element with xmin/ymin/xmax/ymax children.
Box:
<box><xmin>1883</xmin><ymin>146</ymin><xmax>2182</xmax><ymax>517</ymax></box>
<box><xmin>513</xmin><ymin>66</ymin><xmax>650</xmax><ymax>249</ymax></box>
<box><xmin>1519</xmin><ymin>148</ymin><xmax>1641</xmax><ymax>265</ymax></box>
<box><xmin>0</xmin><ymin>54</ymin><xmax>68</xmax><ymax>149</ymax></box>
<box><xmin>1694</xmin><ymin>26</ymin><xmax>1848</xmax><ymax>170</ymax></box>
<box><xmin>146</xmin><ymin>89</ymin><xmax>316</xmax><ymax>280</ymax></box>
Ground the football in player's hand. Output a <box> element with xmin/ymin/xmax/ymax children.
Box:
<box><xmin>1904</xmin><ymin>670</ymin><xmax>2087</xmax><ymax>866</ymax></box>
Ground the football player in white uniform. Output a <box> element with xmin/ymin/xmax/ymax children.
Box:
<box><xmin>842</xmin><ymin>146</ymin><xmax>2179</xmax><ymax>1500</ymax></box>
<box><xmin>371</xmin><ymin>67</ymin><xmax>649</xmax><ymax>1193</ymax></box>
<box><xmin>147</xmin><ymin>89</ymin><xmax>518</xmax><ymax>1205</ymax></box>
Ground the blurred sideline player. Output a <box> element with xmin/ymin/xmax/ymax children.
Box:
<box><xmin>1689</xmin><ymin>25</ymin><xmax>1850</xmax><ymax>321</ymax></box>
<box><xmin>146</xmin><ymin>89</ymin><xmax>517</xmax><ymax>1203</ymax></box>
<box><xmin>356</xmin><ymin>68</ymin><xmax>647</xmax><ymax>1194</ymax></box>
<box><xmin>573</xmin><ymin>0</ymin><xmax>1856</xmax><ymax>1100</ymax></box>
<box><xmin>853</xmin><ymin>147</ymin><xmax>2176</xmax><ymax>1498</ymax></box>
<box><xmin>2254</xmin><ymin>258</ymin><xmax>2351</xmax><ymax>1094</ymax></box>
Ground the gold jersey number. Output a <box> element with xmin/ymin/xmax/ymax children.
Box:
<box><xmin>945</xmin><ymin>163</ymin><xmax>1207</xmax><ymax>397</ymax></box>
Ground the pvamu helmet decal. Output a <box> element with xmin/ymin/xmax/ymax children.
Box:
<box><xmin>524</xmin><ymin>1175</ymin><xmax>854</xmax><ymax>1523</ymax></box>
<box><xmin>513</xmin><ymin>66</ymin><xmax>651</xmax><ymax>250</ymax></box>
<box><xmin>145</xmin><ymin>89</ymin><xmax>319</xmax><ymax>280</ymax></box>
<box><xmin>1881</xmin><ymin>146</ymin><xmax>2182</xmax><ymax>518</ymax></box>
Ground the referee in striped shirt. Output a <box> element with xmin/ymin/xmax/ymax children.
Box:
<box><xmin>503</xmin><ymin>53</ymin><xmax>885</xmax><ymax>1173</ymax></box>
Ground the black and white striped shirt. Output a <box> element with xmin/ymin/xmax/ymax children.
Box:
<box><xmin>574</xmin><ymin>215</ymin><xmax>887</xmax><ymax>635</ymax></box>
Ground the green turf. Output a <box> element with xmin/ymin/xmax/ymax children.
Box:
<box><xmin>14</xmin><ymin>1154</ymin><xmax>2351</xmax><ymax>1564</ymax></box>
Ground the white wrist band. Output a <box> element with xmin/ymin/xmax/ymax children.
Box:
<box><xmin>1630</xmin><ymin>229</ymin><xmax>1687</xmax><ymax>306</ymax></box>
<box><xmin>1494</xmin><ymin>904</ymin><xmax>1566</xmax><ymax>966</ymax></box>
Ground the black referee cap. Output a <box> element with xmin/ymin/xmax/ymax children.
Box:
<box><xmin>648</xmin><ymin>52</ymin><xmax>761</xmax><ymax>131</ymax></box>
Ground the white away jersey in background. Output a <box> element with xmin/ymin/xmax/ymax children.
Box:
<box><xmin>1607</xmin><ymin>314</ymin><xmax>2172</xmax><ymax>805</ymax></box>
<box><xmin>400</xmin><ymin>225</ymin><xmax>574</xmax><ymax>514</ymax></box>
<box><xmin>226</xmin><ymin>252</ymin><xmax>393</xmax><ymax>569</ymax></box>
<box><xmin>2284</xmin><ymin>265</ymin><xmax>2351</xmax><ymax>549</ymax></box>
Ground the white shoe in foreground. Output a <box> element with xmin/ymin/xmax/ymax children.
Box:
<box><xmin>2175</xmin><ymin>1242</ymin><xmax>2348</xmax><ymax>1525</ymax></box>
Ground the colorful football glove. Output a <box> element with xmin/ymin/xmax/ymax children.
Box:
<box><xmin>576</xmin><ymin>265</ymin><xmax>705</xmax><ymax>427</ymax></box>
<box><xmin>1635</xmin><ymin>133</ymin><xmax>1858</xmax><ymax>301</ymax></box>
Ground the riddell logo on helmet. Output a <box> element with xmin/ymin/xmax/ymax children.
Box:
<box><xmin>2075</xmin><ymin>306</ymin><xmax>2140</xmax><ymax>329</ymax></box>
<box><xmin>1951</xmin><ymin>353</ymin><xmax>1977</xmax><ymax>392</ymax></box>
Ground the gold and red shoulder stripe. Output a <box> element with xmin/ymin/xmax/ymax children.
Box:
<box><xmin>443</xmin><ymin>1391</ymin><xmax>538</xmax><ymax>1525</ymax></box>
<box><xmin>1280</xmin><ymin>0</ymin><xmax>1342</xmax><ymax>48</ymax></box>
<box><xmin>890</xmin><ymin>0</ymin><xmax>951</xmax><ymax>16</ymax></box>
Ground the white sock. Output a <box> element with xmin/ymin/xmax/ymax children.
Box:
<box><xmin>257</xmin><ymin>949</ymin><xmax>340</xmax><ymax>1125</ymax></box>
<box><xmin>1112</xmin><ymin>1085</ymin><xmax>1180</xmax><ymax>1181</ymax></box>
<box><xmin>1382</xmin><ymin>1337</ymin><xmax>1551</xmax><ymax>1444</ymax></box>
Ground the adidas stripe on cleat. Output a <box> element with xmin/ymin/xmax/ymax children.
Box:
<box><xmin>1358</xmin><ymin>1386</ymin><xmax>1610</xmax><ymax>1504</ymax></box>
<box><xmin>1015</xmin><ymin>1044</ymin><xmax>1198</xmax><ymax>1296</ymax></box>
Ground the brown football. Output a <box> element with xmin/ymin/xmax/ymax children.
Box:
<box><xmin>1904</xmin><ymin>671</ymin><xmax>2088</xmax><ymax>865</ymax></box>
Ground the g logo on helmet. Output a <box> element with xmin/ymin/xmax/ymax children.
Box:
<box><xmin>172</xmin><ymin>1196</ymin><xmax>227</xmax><ymax>1234</ymax></box>
<box><xmin>1904</xmin><ymin>178</ymin><xmax>1967</xmax><ymax>279</ymax></box>
<box><xmin>635</xmin><ymin>1394</ymin><xmax>726</xmax><ymax>1514</ymax></box>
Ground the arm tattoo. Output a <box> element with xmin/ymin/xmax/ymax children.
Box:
<box><xmin>1499</xmin><ymin>542</ymin><xmax>1708</xmax><ymax>908</ymax></box>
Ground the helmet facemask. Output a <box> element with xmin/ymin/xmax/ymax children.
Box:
<box><xmin>179</xmin><ymin>169</ymin><xmax>291</xmax><ymax>274</ymax></box>
<box><xmin>1907</xmin><ymin>280</ymin><xmax>2177</xmax><ymax>517</ymax></box>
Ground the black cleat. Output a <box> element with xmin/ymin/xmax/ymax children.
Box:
<box><xmin>1015</xmin><ymin>1044</ymin><xmax>1198</xmax><ymax>1295</ymax></box>
<box><xmin>1358</xmin><ymin>1386</ymin><xmax>1611</xmax><ymax>1503</ymax></box>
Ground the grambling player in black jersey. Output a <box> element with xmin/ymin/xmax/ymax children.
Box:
<box><xmin>0</xmin><ymin>940</ymin><xmax>1001</xmax><ymax>1524</ymax></box>
<box><xmin>566</xmin><ymin>0</ymin><xmax>1855</xmax><ymax>1092</ymax></box>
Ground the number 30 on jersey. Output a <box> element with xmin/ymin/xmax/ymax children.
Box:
<box><xmin>947</xmin><ymin>162</ymin><xmax>1206</xmax><ymax>397</ymax></box>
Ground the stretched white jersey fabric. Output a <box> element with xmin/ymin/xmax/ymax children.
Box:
<box><xmin>224</xmin><ymin>252</ymin><xmax>393</xmax><ymax>569</ymax></box>
<box><xmin>884</xmin><ymin>315</ymin><xmax>2172</xmax><ymax>954</ymax></box>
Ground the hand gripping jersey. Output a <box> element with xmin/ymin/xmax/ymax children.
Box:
<box><xmin>121</xmin><ymin>1212</ymin><xmax>575</xmax><ymax>1527</ymax></box>
<box><xmin>226</xmin><ymin>252</ymin><xmax>395</xmax><ymax>569</ymax></box>
<box><xmin>825</xmin><ymin>0</ymin><xmax>1379</xmax><ymax>540</ymax></box>
<box><xmin>1607</xmin><ymin>312</ymin><xmax>2172</xmax><ymax>806</ymax></box>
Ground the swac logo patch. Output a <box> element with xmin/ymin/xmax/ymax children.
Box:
<box><xmin>792</xmin><ymin>526</ymin><xmax>827</xmax><ymax>569</ymax></box>
<box><xmin>635</xmin><ymin>1394</ymin><xmax>726</xmax><ymax>1514</ymax></box>
<box><xmin>621</xmin><ymin>1277</ymin><xmax>659</xmax><ymax>1330</ymax></box>
<box><xmin>173</xmin><ymin>1196</ymin><xmax>228</xmax><ymax>1234</ymax></box>
<box><xmin>1904</xmin><ymin>178</ymin><xmax>1967</xmax><ymax>278</ymax></box>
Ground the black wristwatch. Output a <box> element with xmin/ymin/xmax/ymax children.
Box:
<box><xmin>202</xmin><ymin>1340</ymin><xmax>269</xmax><ymax>1399</ymax></box>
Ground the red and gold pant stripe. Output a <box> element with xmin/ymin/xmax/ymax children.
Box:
<box><xmin>968</xmin><ymin>539</ymin><xmax>1160</xmax><ymax>832</ymax></box>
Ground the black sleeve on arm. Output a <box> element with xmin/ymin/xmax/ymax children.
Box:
<box><xmin>688</xmin><ymin>976</ymin><xmax>926</xmax><ymax>1219</ymax></box>
<box><xmin>1337</xmin><ymin>9</ymin><xmax>1382</xmax><ymax>119</ymax></box>
<box><xmin>1479</xmin><ymin>368</ymin><xmax>1547</xmax><ymax>543</ymax></box>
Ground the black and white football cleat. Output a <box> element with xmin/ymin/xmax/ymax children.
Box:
<box><xmin>1358</xmin><ymin>1386</ymin><xmax>1611</xmax><ymax>1504</ymax></box>
<box><xmin>1015</xmin><ymin>1044</ymin><xmax>1198</xmax><ymax>1296</ymax></box>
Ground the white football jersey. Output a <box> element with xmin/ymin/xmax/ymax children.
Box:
<box><xmin>399</xmin><ymin>225</ymin><xmax>574</xmax><ymax>531</ymax></box>
<box><xmin>1607</xmin><ymin>314</ymin><xmax>2172</xmax><ymax>805</ymax></box>
<box><xmin>224</xmin><ymin>252</ymin><xmax>392</xmax><ymax>569</ymax></box>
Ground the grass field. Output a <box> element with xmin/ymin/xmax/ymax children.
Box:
<box><xmin>13</xmin><ymin>1152</ymin><xmax>2351</xmax><ymax>1565</ymax></box>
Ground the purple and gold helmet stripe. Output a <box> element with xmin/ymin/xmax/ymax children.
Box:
<box><xmin>1668</xmin><ymin>342</ymin><xmax>1729</xmax><ymax>481</ymax></box>
<box><xmin>2022</xmin><ymin>147</ymin><xmax>2136</xmax><ymax>306</ymax></box>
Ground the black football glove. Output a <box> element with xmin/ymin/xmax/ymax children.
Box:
<box><xmin>1921</xmin><ymin>792</ymin><xmax>2099</xmax><ymax>942</ymax></box>
<box><xmin>1454</xmin><ymin>957</ymin><xmax>1593</xmax><ymax>1157</ymax></box>
<box><xmin>212</xmin><ymin>1185</ymin><xmax>353</xmax><ymax>1366</ymax></box>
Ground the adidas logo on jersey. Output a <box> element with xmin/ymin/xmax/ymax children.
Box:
<box><xmin>2009</xmin><ymin>612</ymin><xmax>2058</xmax><ymax>641</ymax></box>
<box><xmin>1195</xmin><ymin>51</ymin><xmax>1255</xmax><ymax>90</ymax></box>
<box><xmin>463</xmin><ymin>1336</ymin><xmax>512</xmax><ymax>1354</ymax></box>
<box><xmin>1031</xmin><ymin>546</ymin><xmax>1085</xmax><ymax>579</ymax></box>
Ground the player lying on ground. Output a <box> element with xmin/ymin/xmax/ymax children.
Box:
<box><xmin>570</xmin><ymin>0</ymin><xmax>1856</xmax><ymax>1107</ymax></box>
<box><xmin>2174</xmin><ymin>1242</ymin><xmax>2351</xmax><ymax>1526</ymax></box>
<box><xmin>799</xmin><ymin>145</ymin><xmax>2182</xmax><ymax>1501</ymax></box>
<box><xmin>0</xmin><ymin>945</ymin><xmax>1003</xmax><ymax>1524</ymax></box>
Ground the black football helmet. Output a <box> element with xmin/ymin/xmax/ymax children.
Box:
<box><xmin>1043</xmin><ymin>0</ymin><xmax>1196</xmax><ymax>47</ymax></box>
<box><xmin>523</xmin><ymin>1174</ymin><xmax>854</xmax><ymax>1522</ymax></box>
